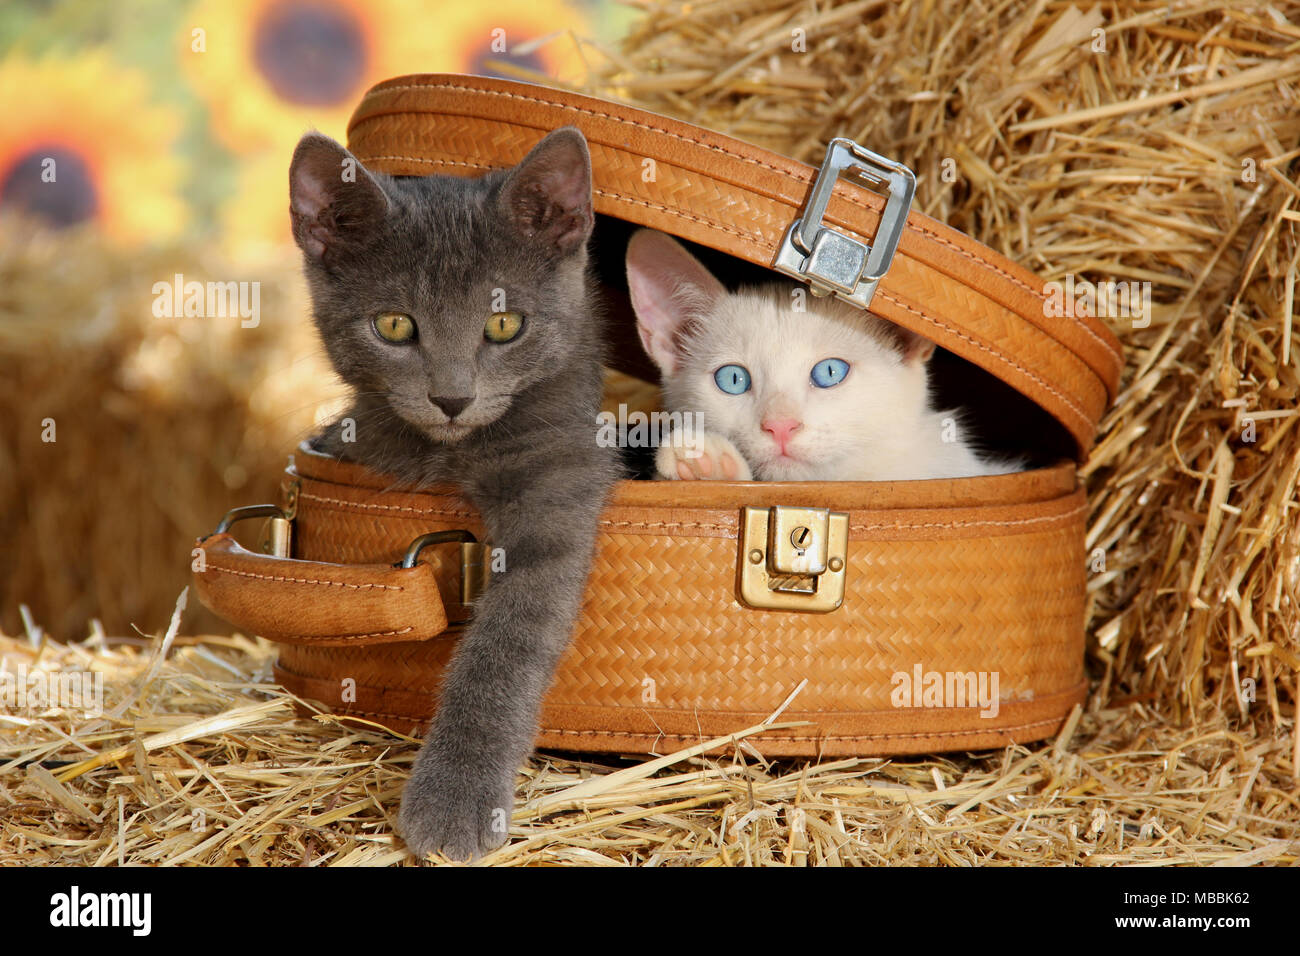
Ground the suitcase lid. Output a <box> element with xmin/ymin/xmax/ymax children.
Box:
<box><xmin>346</xmin><ymin>73</ymin><xmax>1122</xmax><ymax>462</ymax></box>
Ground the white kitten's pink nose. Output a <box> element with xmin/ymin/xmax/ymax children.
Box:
<box><xmin>762</xmin><ymin>418</ymin><xmax>802</xmax><ymax>453</ymax></box>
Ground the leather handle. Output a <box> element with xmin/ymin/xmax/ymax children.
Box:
<box><xmin>191</xmin><ymin>533</ymin><xmax>450</xmax><ymax>645</ymax></box>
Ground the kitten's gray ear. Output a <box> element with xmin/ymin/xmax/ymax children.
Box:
<box><xmin>497</xmin><ymin>127</ymin><xmax>593</xmax><ymax>256</ymax></box>
<box><xmin>289</xmin><ymin>132</ymin><xmax>388</xmax><ymax>265</ymax></box>
<box><xmin>625</xmin><ymin>229</ymin><xmax>726</xmax><ymax>376</ymax></box>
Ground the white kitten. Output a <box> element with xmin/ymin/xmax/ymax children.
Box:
<box><xmin>625</xmin><ymin>228</ymin><xmax>1022</xmax><ymax>482</ymax></box>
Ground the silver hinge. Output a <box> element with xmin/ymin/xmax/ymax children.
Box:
<box><xmin>773</xmin><ymin>138</ymin><xmax>915</xmax><ymax>312</ymax></box>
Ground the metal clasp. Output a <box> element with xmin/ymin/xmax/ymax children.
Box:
<box><xmin>738</xmin><ymin>506</ymin><xmax>848</xmax><ymax>612</ymax></box>
<box><xmin>208</xmin><ymin>504</ymin><xmax>293</xmax><ymax>558</ymax></box>
<box><xmin>399</xmin><ymin>530</ymin><xmax>491</xmax><ymax>609</ymax></box>
<box><xmin>773</xmin><ymin>138</ymin><xmax>915</xmax><ymax>311</ymax></box>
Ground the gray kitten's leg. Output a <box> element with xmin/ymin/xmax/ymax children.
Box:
<box><xmin>396</xmin><ymin>468</ymin><xmax>609</xmax><ymax>862</ymax></box>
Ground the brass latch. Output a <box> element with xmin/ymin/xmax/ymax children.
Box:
<box><xmin>738</xmin><ymin>506</ymin><xmax>849</xmax><ymax>612</ymax></box>
<box><xmin>257</xmin><ymin>474</ymin><xmax>301</xmax><ymax>557</ymax></box>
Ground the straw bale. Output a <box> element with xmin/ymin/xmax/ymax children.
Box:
<box><xmin>0</xmin><ymin>218</ymin><xmax>340</xmax><ymax>639</ymax></box>
<box><xmin>1</xmin><ymin>617</ymin><xmax>1294</xmax><ymax>865</ymax></box>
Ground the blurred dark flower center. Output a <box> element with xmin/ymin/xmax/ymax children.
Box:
<box><xmin>253</xmin><ymin>0</ymin><xmax>367</xmax><ymax>106</ymax></box>
<box><xmin>469</xmin><ymin>43</ymin><xmax>545</xmax><ymax>79</ymax></box>
<box><xmin>0</xmin><ymin>145</ymin><xmax>97</xmax><ymax>229</ymax></box>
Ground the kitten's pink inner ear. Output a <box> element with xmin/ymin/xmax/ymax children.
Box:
<box><xmin>289</xmin><ymin>169</ymin><xmax>335</xmax><ymax>258</ymax></box>
<box><xmin>290</xmin><ymin>171</ymin><xmax>330</xmax><ymax>220</ymax></box>
<box><xmin>627</xmin><ymin>270</ymin><xmax>683</xmax><ymax>376</ymax></box>
<box><xmin>288</xmin><ymin>133</ymin><xmax>386</xmax><ymax>260</ymax></box>
<box><xmin>500</xmin><ymin>128</ymin><xmax>593</xmax><ymax>254</ymax></box>
<box><xmin>900</xmin><ymin>329</ymin><xmax>937</xmax><ymax>365</ymax></box>
<box><xmin>625</xmin><ymin>230</ymin><xmax>725</xmax><ymax>376</ymax></box>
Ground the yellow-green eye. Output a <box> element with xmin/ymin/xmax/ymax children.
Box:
<box><xmin>374</xmin><ymin>312</ymin><xmax>415</xmax><ymax>343</ymax></box>
<box><xmin>485</xmin><ymin>311</ymin><xmax>525</xmax><ymax>343</ymax></box>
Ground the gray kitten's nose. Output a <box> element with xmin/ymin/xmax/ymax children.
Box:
<box><xmin>429</xmin><ymin>395</ymin><xmax>473</xmax><ymax>420</ymax></box>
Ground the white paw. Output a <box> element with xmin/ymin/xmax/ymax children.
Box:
<box><xmin>655</xmin><ymin>428</ymin><xmax>753</xmax><ymax>481</ymax></box>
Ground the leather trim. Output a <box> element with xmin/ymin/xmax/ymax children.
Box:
<box><xmin>192</xmin><ymin>533</ymin><xmax>450</xmax><ymax>645</ymax></box>
<box><xmin>274</xmin><ymin>661</ymin><xmax>1088</xmax><ymax>757</ymax></box>
<box><xmin>291</xmin><ymin>441</ymin><xmax>1079</xmax><ymax>509</ymax></box>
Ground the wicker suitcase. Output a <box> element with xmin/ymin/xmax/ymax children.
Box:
<box><xmin>193</xmin><ymin>74</ymin><xmax>1122</xmax><ymax>757</ymax></box>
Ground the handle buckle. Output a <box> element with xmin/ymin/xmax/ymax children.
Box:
<box><xmin>773</xmin><ymin>138</ymin><xmax>915</xmax><ymax>311</ymax></box>
<box><xmin>399</xmin><ymin>530</ymin><xmax>491</xmax><ymax>609</ymax></box>
<box><xmin>208</xmin><ymin>504</ymin><xmax>293</xmax><ymax>558</ymax></box>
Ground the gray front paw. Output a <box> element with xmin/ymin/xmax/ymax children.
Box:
<box><xmin>397</xmin><ymin>755</ymin><xmax>514</xmax><ymax>863</ymax></box>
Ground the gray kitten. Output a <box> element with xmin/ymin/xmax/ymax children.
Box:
<box><xmin>288</xmin><ymin>127</ymin><xmax>619</xmax><ymax>861</ymax></box>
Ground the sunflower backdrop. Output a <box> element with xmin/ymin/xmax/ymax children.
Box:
<box><xmin>0</xmin><ymin>52</ymin><xmax>186</xmax><ymax>243</ymax></box>
<box><xmin>185</xmin><ymin>0</ymin><xmax>596</xmax><ymax>153</ymax></box>
<box><xmin>0</xmin><ymin>0</ymin><xmax>629</xmax><ymax>250</ymax></box>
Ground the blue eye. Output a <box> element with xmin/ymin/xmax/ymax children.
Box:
<box><xmin>714</xmin><ymin>364</ymin><xmax>751</xmax><ymax>395</ymax></box>
<box><xmin>811</xmin><ymin>358</ymin><xmax>850</xmax><ymax>388</ymax></box>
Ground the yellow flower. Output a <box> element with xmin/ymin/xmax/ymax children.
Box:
<box><xmin>185</xmin><ymin>0</ymin><xmax>590</xmax><ymax>156</ymax></box>
<box><xmin>413</xmin><ymin>2</ymin><xmax>591</xmax><ymax>83</ymax></box>
<box><xmin>0</xmin><ymin>53</ymin><xmax>186</xmax><ymax>243</ymax></box>
<box><xmin>219</xmin><ymin>150</ymin><xmax>294</xmax><ymax>255</ymax></box>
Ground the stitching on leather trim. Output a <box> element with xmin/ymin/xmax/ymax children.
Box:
<box><xmin>355</xmin><ymin>154</ymin><xmax>766</xmax><ymax>244</ymax></box>
<box><xmin>891</xmin><ymin>231</ymin><xmax>1117</xmax><ymax>369</ymax></box>
<box><xmin>602</xmin><ymin>519</ymin><xmax>734</xmax><ymax>532</ymax></box>
<box><xmin>536</xmin><ymin>715</ymin><xmax>1065</xmax><ymax>742</ymax></box>
<box><xmin>313</xmin><ymin>706</ymin><xmax>1063</xmax><ymax>742</ymax></box>
<box><xmin>600</xmin><ymin>501</ymin><xmax>1082</xmax><ymax>536</ymax></box>
<box><xmin>317</xmin><ymin>708</ymin><xmax>427</xmax><ymax>724</ymax></box>
<box><xmin>596</xmin><ymin>189</ymin><xmax>764</xmax><ymax>241</ymax></box>
<box><xmin>875</xmin><ymin>288</ymin><xmax>1092</xmax><ymax>431</ymax></box>
<box><xmin>304</xmin><ymin>490</ymin><xmax>735</xmax><ymax>533</ymax></box>
<box><xmin>300</xmin><ymin>491</ymin><xmax>474</xmax><ymax>519</ymax></box>
<box><xmin>299</xmin><ymin>492</ymin><xmax>1081</xmax><ymax>536</ymax></box>
<box><xmin>306</xmin><ymin>627</ymin><xmax>416</xmax><ymax>641</ymax></box>
<box><xmin>359</xmin><ymin>155</ymin><xmax>490</xmax><ymax>171</ymax></box>
<box><xmin>849</xmin><ymin>499</ymin><xmax>1086</xmax><ymax>533</ymax></box>
<box><xmin>357</xmin><ymin>81</ymin><xmax>1118</xmax><ymax>370</ymax></box>
<box><xmin>207</xmin><ymin>562</ymin><xmax>404</xmax><ymax>591</ymax></box>
<box><xmin>356</xmin><ymin>84</ymin><xmax>807</xmax><ymax>177</ymax></box>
